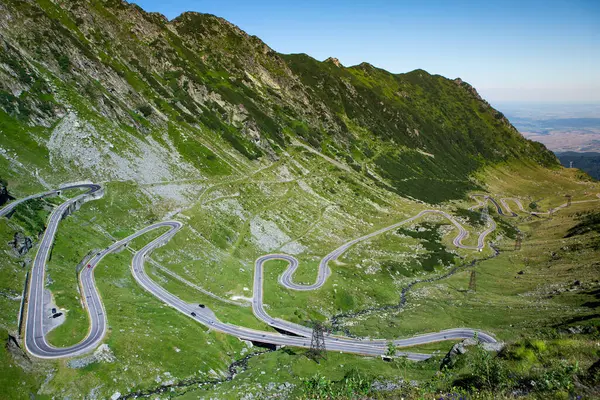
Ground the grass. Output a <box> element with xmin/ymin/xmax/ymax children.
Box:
<box><xmin>332</xmin><ymin>197</ymin><xmax>600</xmax><ymax>342</ymax></box>
<box><xmin>1</xmin><ymin>158</ymin><xmax>597</xmax><ymax>398</ymax></box>
<box><xmin>147</xmin><ymin>265</ymin><xmax>271</xmax><ymax>332</ymax></box>
<box><xmin>1</xmin><ymin>4</ymin><xmax>595</xmax><ymax>398</ymax></box>
<box><xmin>177</xmin><ymin>348</ymin><xmax>439</xmax><ymax>399</ymax></box>
<box><xmin>0</xmin><ymin>182</ymin><xmax>254</xmax><ymax>397</ymax></box>
<box><xmin>1</xmin><ymin>113</ymin><xmax>598</xmax><ymax>400</ymax></box>
<box><xmin>0</xmin><ymin>219</ymin><xmax>29</xmax><ymax>334</ymax></box>
<box><xmin>45</xmin><ymin>248</ymin><xmax>248</xmax><ymax>397</ymax></box>
<box><xmin>44</xmin><ymin>181</ymin><xmax>166</xmax><ymax>347</ymax></box>
<box><xmin>0</xmin><ymin>329</ymin><xmax>49</xmax><ymax>400</ymax></box>
<box><xmin>45</xmin><ymin>215</ymin><xmax>112</xmax><ymax>347</ymax></box>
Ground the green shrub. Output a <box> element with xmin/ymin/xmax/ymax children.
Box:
<box><xmin>300</xmin><ymin>371</ymin><xmax>373</xmax><ymax>399</ymax></box>
<box><xmin>137</xmin><ymin>104</ymin><xmax>153</xmax><ymax>117</ymax></box>
<box><xmin>511</xmin><ymin>345</ymin><xmax>537</xmax><ymax>363</ymax></box>
<box><xmin>536</xmin><ymin>360</ymin><xmax>579</xmax><ymax>392</ymax></box>
<box><xmin>528</xmin><ymin>339</ymin><xmax>547</xmax><ymax>353</ymax></box>
<box><xmin>57</xmin><ymin>54</ymin><xmax>71</xmax><ymax>72</ymax></box>
<box><xmin>467</xmin><ymin>344</ymin><xmax>511</xmax><ymax>391</ymax></box>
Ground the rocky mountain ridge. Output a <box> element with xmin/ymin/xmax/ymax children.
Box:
<box><xmin>0</xmin><ymin>0</ymin><xmax>557</xmax><ymax>203</ymax></box>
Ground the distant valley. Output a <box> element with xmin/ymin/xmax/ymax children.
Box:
<box><xmin>496</xmin><ymin>102</ymin><xmax>600</xmax><ymax>152</ymax></box>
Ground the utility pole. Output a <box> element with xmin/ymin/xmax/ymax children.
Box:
<box><xmin>480</xmin><ymin>204</ymin><xmax>489</xmax><ymax>222</ymax></box>
<box><xmin>514</xmin><ymin>234</ymin><xmax>522</xmax><ymax>251</ymax></box>
<box><xmin>468</xmin><ymin>270</ymin><xmax>476</xmax><ymax>292</ymax></box>
<box><xmin>309</xmin><ymin>321</ymin><xmax>327</xmax><ymax>362</ymax></box>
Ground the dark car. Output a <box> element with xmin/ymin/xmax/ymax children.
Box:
<box><xmin>191</xmin><ymin>312</ymin><xmax>197</xmax><ymax>317</ymax></box>
<box><xmin>198</xmin><ymin>304</ymin><xmax>205</xmax><ymax>308</ymax></box>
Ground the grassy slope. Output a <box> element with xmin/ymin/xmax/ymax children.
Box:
<box><xmin>1</xmin><ymin>158</ymin><xmax>598</xmax><ymax>399</ymax></box>
<box><xmin>557</xmin><ymin>152</ymin><xmax>600</xmax><ymax>180</ymax></box>
<box><xmin>177</xmin><ymin>164</ymin><xmax>600</xmax><ymax>399</ymax></box>
<box><xmin>1</xmin><ymin>0</ymin><xmax>559</xmax><ymax>207</ymax></box>
<box><xmin>0</xmin><ymin>2</ymin><xmax>596</xmax><ymax>399</ymax></box>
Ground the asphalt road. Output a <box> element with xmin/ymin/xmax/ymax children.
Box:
<box><xmin>472</xmin><ymin>193</ymin><xmax>600</xmax><ymax>218</ymax></box>
<box><xmin>6</xmin><ymin>185</ymin><xmax>596</xmax><ymax>360</ymax></box>
<box><xmin>3</xmin><ymin>186</ymin><xmax>433</xmax><ymax>359</ymax></box>
<box><xmin>129</xmin><ymin>221</ymin><xmax>436</xmax><ymax>359</ymax></box>
<box><xmin>0</xmin><ymin>183</ymin><xmax>101</xmax><ymax>217</ymax></box>
<box><xmin>274</xmin><ymin>208</ymin><xmax>496</xmax><ymax>293</ymax></box>
<box><xmin>15</xmin><ymin>184</ymin><xmax>103</xmax><ymax>358</ymax></box>
<box><xmin>252</xmin><ymin>205</ymin><xmax>500</xmax><ymax>344</ymax></box>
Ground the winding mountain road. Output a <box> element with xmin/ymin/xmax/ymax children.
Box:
<box><xmin>4</xmin><ymin>184</ymin><xmax>596</xmax><ymax>360</ymax></box>
<box><xmin>250</xmin><ymin>207</ymin><xmax>498</xmax><ymax>341</ymax></box>
<box><xmin>0</xmin><ymin>184</ymin><xmax>101</xmax><ymax>218</ymax></box>
<box><xmin>14</xmin><ymin>184</ymin><xmax>103</xmax><ymax>358</ymax></box>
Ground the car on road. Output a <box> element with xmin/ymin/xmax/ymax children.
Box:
<box><xmin>87</xmin><ymin>264</ymin><xmax>91</xmax><ymax>268</ymax></box>
<box><xmin>198</xmin><ymin>304</ymin><xmax>205</xmax><ymax>308</ymax></box>
<box><xmin>191</xmin><ymin>312</ymin><xmax>197</xmax><ymax>317</ymax></box>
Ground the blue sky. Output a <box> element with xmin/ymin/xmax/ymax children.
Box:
<box><xmin>133</xmin><ymin>0</ymin><xmax>600</xmax><ymax>104</ymax></box>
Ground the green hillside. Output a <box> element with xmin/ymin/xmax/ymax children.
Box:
<box><xmin>0</xmin><ymin>1</ymin><xmax>598</xmax><ymax>400</ymax></box>
<box><xmin>557</xmin><ymin>152</ymin><xmax>600</xmax><ymax>180</ymax></box>
<box><xmin>0</xmin><ymin>0</ymin><xmax>557</xmax><ymax>202</ymax></box>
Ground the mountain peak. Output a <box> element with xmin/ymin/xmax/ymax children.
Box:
<box><xmin>172</xmin><ymin>11</ymin><xmax>246</xmax><ymax>39</ymax></box>
<box><xmin>357</xmin><ymin>61</ymin><xmax>374</xmax><ymax>70</ymax></box>
<box><xmin>324</xmin><ymin>57</ymin><xmax>342</xmax><ymax>67</ymax></box>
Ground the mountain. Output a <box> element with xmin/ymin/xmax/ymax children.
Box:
<box><xmin>3</xmin><ymin>2</ymin><xmax>599</xmax><ymax>400</ymax></box>
<box><xmin>497</xmin><ymin>103</ymin><xmax>600</xmax><ymax>153</ymax></box>
<box><xmin>557</xmin><ymin>151</ymin><xmax>600</xmax><ymax>180</ymax></box>
<box><xmin>0</xmin><ymin>0</ymin><xmax>556</xmax><ymax>204</ymax></box>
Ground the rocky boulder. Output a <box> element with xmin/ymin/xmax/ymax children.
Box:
<box><xmin>441</xmin><ymin>338</ymin><xmax>505</xmax><ymax>370</ymax></box>
<box><xmin>9</xmin><ymin>232</ymin><xmax>33</xmax><ymax>256</ymax></box>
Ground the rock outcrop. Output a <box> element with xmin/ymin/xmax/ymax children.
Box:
<box><xmin>325</xmin><ymin>57</ymin><xmax>342</xmax><ymax>67</ymax></box>
<box><xmin>9</xmin><ymin>232</ymin><xmax>33</xmax><ymax>256</ymax></box>
<box><xmin>441</xmin><ymin>338</ymin><xmax>505</xmax><ymax>370</ymax></box>
<box><xmin>5</xmin><ymin>334</ymin><xmax>32</xmax><ymax>371</ymax></box>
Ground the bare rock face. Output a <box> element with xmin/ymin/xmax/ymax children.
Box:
<box><xmin>5</xmin><ymin>334</ymin><xmax>32</xmax><ymax>372</ymax></box>
<box><xmin>9</xmin><ymin>232</ymin><xmax>33</xmax><ymax>256</ymax></box>
<box><xmin>440</xmin><ymin>338</ymin><xmax>505</xmax><ymax>370</ymax></box>
<box><xmin>454</xmin><ymin>78</ymin><xmax>485</xmax><ymax>102</ymax></box>
<box><xmin>325</xmin><ymin>57</ymin><xmax>342</xmax><ymax>67</ymax></box>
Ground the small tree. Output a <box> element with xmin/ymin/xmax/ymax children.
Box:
<box><xmin>386</xmin><ymin>341</ymin><xmax>397</xmax><ymax>357</ymax></box>
<box><xmin>137</xmin><ymin>104</ymin><xmax>153</xmax><ymax>117</ymax></box>
<box><xmin>57</xmin><ymin>54</ymin><xmax>70</xmax><ymax>72</ymax></box>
